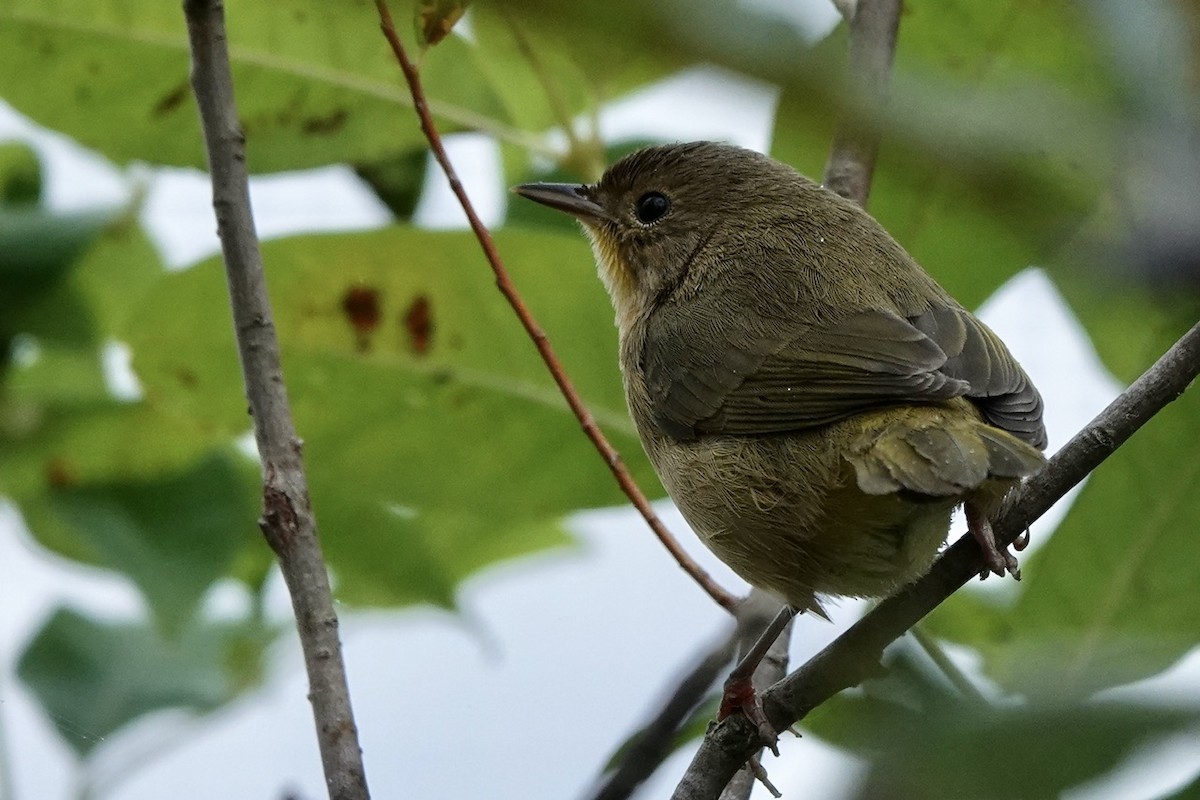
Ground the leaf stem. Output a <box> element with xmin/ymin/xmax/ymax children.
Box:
<box><xmin>503</xmin><ymin>14</ymin><xmax>582</xmax><ymax>150</ymax></box>
<box><xmin>373</xmin><ymin>0</ymin><xmax>739</xmax><ymax>613</ymax></box>
<box><xmin>910</xmin><ymin>623</ymin><xmax>988</xmax><ymax>705</ymax></box>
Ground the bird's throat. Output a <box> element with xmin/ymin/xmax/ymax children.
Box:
<box><xmin>583</xmin><ymin>224</ymin><xmax>639</xmax><ymax>332</ymax></box>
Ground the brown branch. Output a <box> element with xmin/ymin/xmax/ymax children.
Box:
<box><xmin>671</xmin><ymin>320</ymin><xmax>1200</xmax><ymax>800</ymax></box>
<box><xmin>373</xmin><ymin>0</ymin><xmax>738</xmax><ymax>613</ymax></box>
<box><xmin>823</xmin><ymin>0</ymin><xmax>904</xmax><ymax>207</ymax></box>
<box><xmin>182</xmin><ymin>3</ymin><xmax>369</xmax><ymax>799</ymax></box>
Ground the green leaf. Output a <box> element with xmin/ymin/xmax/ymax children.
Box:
<box><xmin>1</xmin><ymin>402</ymin><xmax>243</xmax><ymax>561</ymax></box>
<box><xmin>68</xmin><ymin>216</ymin><xmax>166</xmax><ymax>338</ymax></box>
<box><xmin>17</xmin><ymin>607</ymin><xmax>275</xmax><ymax>758</ymax></box>
<box><xmin>0</xmin><ymin>1</ymin><xmax>507</xmax><ymax>171</ymax></box>
<box><xmin>353</xmin><ymin>149</ymin><xmax>427</xmax><ymax>219</ymax></box>
<box><xmin>482</xmin><ymin>0</ymin><xmax>829</xmax><ymax>97</ymax></box>
<box><xmin>2</xmin><ymin>339</ymin><xmax>110</xmax><ymax>409</ymax></box>
<box><xmin>772</xmin><ymin>1</ymin><xmax>1116</xmax><ymax>309</ymax></box>
<box><xmin>469</xmin><ymin>7</ymin><xmax>676</xmax><ymax>157</ymax></box>
<box><xmin>0</xmin><ymin>207</ymin><xmax>117</xmax><ymax>335</ymax></box>
<box><xmin>1</xmin><ymin>221</ymin><xmax>176</xmax><ymax>523</ymax></box>
<box><xmin>122</xmin><ymin>226</ymin><xmax>657</xmax><ymax>609</ymax></box>
<box><xmin>0</xmin><ymin>219</ymin><xmax>159</xmax><ymax>383</ymax></box>
<box><xmin>803</xmin><ymin>640</ymin><xmax>972</xmax><ymax>749</ymax></box>
<box><xmin>1053</xmin><ymin>273</ymin><xmax>1200</xmax><ymax>385</ymax></box>
<box><xmin>807</xmin><ymin>694</ymin><xmax>1196</xmax><ymax>800</ymax></box>
<box><xmin>48</xmin><ymin>452</ymin><xmax>259</xmax><ymax>634</ymax></box>
<box><xmin>0</xmin><ymin>140</ymin><xmax>42</xmax><ymax>205</ymax></box>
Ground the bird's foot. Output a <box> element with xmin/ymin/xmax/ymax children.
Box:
<box><xmin>965</xmin><ymin>503</ymin><xmax>1026</xmax><ymax>580</ymax></box>
<box><xmin>719</xmin><ymin>673</ymin><xmax>779</xmax><ymax>755</ymax></box>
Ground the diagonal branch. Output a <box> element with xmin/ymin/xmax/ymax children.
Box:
<box><xmin>373</xmin><ymin>0</ymin><xmax>738</xmax><ymax>612</ymax></box>
<box><xmin>182</xmin><ymin>2</ymin><xmax>369</xmax><ymax>798</ymax></box>
<box><xmin>671</xmin><ymin>320</ymin><xmax>1200</xmax><ymax>799</ymax></box>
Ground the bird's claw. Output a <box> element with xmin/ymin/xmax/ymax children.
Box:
<box><xmin>719</xmin><ymin>675</ymin><xmax>780</xmax><ymax>756</ymax></box>
<box><xmin>1014</xmin><ymin>529</ymin><xmax>1031</xmax><ymax>551</ymax></box>
<box><xmin>967</xmin><ymin>505</ymin><xmax>1024</xmax><ymax>581</ymax></box>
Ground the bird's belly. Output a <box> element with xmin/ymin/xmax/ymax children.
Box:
<box><xmin>646</xmin><ymin>428</ymin><xmax>955</xmax><ymax>609</ymax></box>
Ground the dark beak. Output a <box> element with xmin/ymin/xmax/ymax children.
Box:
<box><xmin>512</xmin><ymin>182</ymin><xmax>612</xmax><ymax>224</ymax></box>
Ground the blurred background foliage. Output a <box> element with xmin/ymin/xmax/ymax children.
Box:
<box><xmin>0</xmin><ymin>0</ymin><xmax>1199</xmax><ymax>796</ymax></box>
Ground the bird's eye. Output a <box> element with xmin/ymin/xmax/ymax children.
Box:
<box><xmin>635</xmin><ymin>191</ymin><xmax>670</xmax><ymax>224</ymax></box>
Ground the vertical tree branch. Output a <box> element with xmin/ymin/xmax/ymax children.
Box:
<box><xmin>823</xmin><ymin>0</ymin><xmax>904</xmax><ymax>206</ymax></box>
<box><xmin>373</xmin><ymin>0</ymin><xmax>738</xmax><ymax>613</ymax></box>
<box><xmin>673</xmin><ymin>1</ymin><xmax>904</xmax><ymax>796</ymax></box>
<box><xmin>718</xmin><ymin>601</ymin><xmax>793</xmax><ymax>800</ymax></box>
<box><xmin>182</xmin><ymin>3</ymin><xmax>369</xmax><ymax>798</ymax></box>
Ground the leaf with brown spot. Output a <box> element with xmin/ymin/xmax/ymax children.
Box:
<box><xmin>0</xmin><ymin>2</ymin><xmax>509</xmax><ymax>171</ymax></box>
<box><xmin>416</xmin><ymin>0</ymin><xmax>469</xmax><ymax>48</ymax></box>
<box><xmin>151</xmin><ymin>81</ymin><xmax>189</xmax><ymax>117</ymax></box>
<box><xmin>403</xmin><ymin>294</ymin><xmax>433</xmax><ymax>356</ymax></box>
<box><xmin>121</xmin><ymin>227</ymin><xmax>659</xmax><ymax>611</ymax></box>
<box><xmin>45</xmin><ymin>458</ymin><xmax>75</xmax><ymax>489</ymax></box>
<box><xmin>175</xmin><ymin>367</ymin><xmax>198</xmax><ymax>389</ymax></box>
<box><xmin>301</xmin><ymin>107</ymin><xmax>348</xmax><ymax>136</ymax></box>
<box><xmin>341</xmin><ymin>285</ymin><xmax>381</xmax><ymax>352</ymax></box>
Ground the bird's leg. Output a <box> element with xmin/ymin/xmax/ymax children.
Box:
<box><xmin>964</xmin><ymin>501</ymin><xmax>1021</xmax><ymax>580</ymax></box>
<box><xmin>718</xmin><ymin>604</ymin><xmax>798</xmax><ymax>754</ymax></box>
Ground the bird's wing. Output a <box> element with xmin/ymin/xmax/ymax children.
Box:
<box><xmin>641</xmin><ymin>302</ymin><xmax>1047</xmax><ymax>448</ymax></box>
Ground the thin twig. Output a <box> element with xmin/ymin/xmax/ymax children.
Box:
<box><xmin>585</xmin><ymin>628</ymin><xmax>739</xmax><ymax>800</ymax></box>
<box><xmin>502</xmin><ymin>13</ymin><xmax>607</xmax><ymax>182</ymax></box>
<box><xmin>584</xmin><ymin>592</ymin><xmax>783</xmax><ymax>800</ymax></box>
<box><xmin>182</xmin><ymin>3</ymin><xmax>369</xmax><ymax>798</ymax></box>
<box><xmin>373</xmin><ymin>0</ymin><xmax>738</xmax><ymax>613</ymax></box>
<box><xmin>671</xmin><ymin>320</ymin><xmax>1200</xmax><ymax>800</ymax></box>
<box><xmin>502</xmin><ymin>12</ymin><xmax>581</xmax><ymax>151</ymax></box>
<box><xmin>909</xmin><ymin>624</ymin><xmax>988</xmax><ymax>706</ymax></box>
<box><xmin>823</xmin><ymin>0</ymin><xmax>903</xmax><ymax>207</ymax></box>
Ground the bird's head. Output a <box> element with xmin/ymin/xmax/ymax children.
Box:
<box><xmin>514</xmin><ymin>141</ymin><xmax>805</xmax><ymax>331</ymax></box>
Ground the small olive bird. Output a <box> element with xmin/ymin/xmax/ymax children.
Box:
<box><xmin>515</xmin><ymin>142</ymin><xmax>1046</xmax><ymax>620</ymax></box>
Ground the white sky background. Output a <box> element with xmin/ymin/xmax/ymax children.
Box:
<box><xmin>3</xmin><ymin>16</ymin><xmax>1200</xmax><ymax>800</ymax></box>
